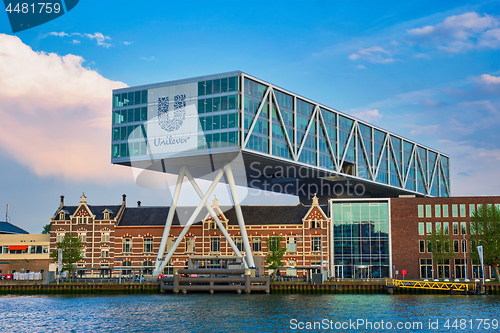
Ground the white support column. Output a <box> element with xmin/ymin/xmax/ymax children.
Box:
<box><xmin>225</xmin><ymin>164</ymin><xmax>255</xmax><ymax>268</ymax></box>
<box><xmin>184</xmin><ymin>169</ymin><xmax>248</xmax><ymax>268</ymax></box>
<box><xmin>153</xmin><ymin>166</ymin><xmax>186</xmax><ymax>276</ymax></box>
<box><xmin>157</xmin><ymin>168</ymin><xmax>225</xmax><ymax>274</ymax></box>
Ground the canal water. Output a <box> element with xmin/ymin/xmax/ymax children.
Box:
<box><xmin>1</xmin><ymin>294</ymin><xmax>499</xmax><ymax>332</ymax></box>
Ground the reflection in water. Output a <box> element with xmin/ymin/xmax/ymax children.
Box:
<box><xmin>0</xmin><ymin>294</ymin><xmax>499</xmax><ymax>332</ymax></box>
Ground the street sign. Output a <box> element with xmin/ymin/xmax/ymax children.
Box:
<box><xmin>402</xmin><ymin>269</ymin><xmax>407</xmax><ymax>276</ymax></box>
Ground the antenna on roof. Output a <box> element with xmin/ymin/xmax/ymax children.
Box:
<box><xmin>5</xmin><ymin>204</ymin><xmax>9</xmax><ymax>222</ymax></box>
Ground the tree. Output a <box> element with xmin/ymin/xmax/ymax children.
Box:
<box><xmin>266</xmin><ymin>235</ymin><xmax>286</xmax><ymax>277</ymax></box>
<box><xmin>41</xmin><ymin>224</ymin><xmax>51</xmax><ymax>234</ymax></box>
<box><xmin>469</xmin><ymin>205</ymin><xmax>500</xmax><ymax>281</ymax></box>
<box><xmin>51</xmin><ymin>233</ymin><xmax>84</xmax><ymax>280</ymax></box>
<box><xmin>426</xmin><ymin>229</ymin><xmax>455</xmax><ymax>278</ymax></box>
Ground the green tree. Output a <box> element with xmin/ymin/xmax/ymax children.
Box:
<box><xmin>426</xmin><ymin>229</ymin><xmax>455</xmax><ymax>278</ymax></box>
<box><xmin>266</xmin><ymin>235</ymin><xmax>286</xmax><ymax>277</ymax></box>
<box><xmin>41</xmin><ymin>224</ymin><xmax>51</xmax><ymax>234</ymax></box>
<box><xmin>51</xmin><ymin>232</ymin><xmax>83</xmax><ymax>280</ymax></box>
<box><xmin>469</xmin><ymin>205</ymin><xmax>500</xmax><ymax>281</ymax></box>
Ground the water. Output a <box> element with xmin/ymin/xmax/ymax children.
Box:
<box><xmin>1</xmin><ymin>294</ymin><xmax>499</xmax><ymax>332</ymax></box>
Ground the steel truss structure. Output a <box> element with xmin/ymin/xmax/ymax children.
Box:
<box><xmin>240</xmin><ymin>73</ymin><xmax>450</xmax><ymax>197</ymax></box>
<box><xmin>153</xmin><ymin>164</ymin><xmax>255</xmax><ymax>276</ymax></box>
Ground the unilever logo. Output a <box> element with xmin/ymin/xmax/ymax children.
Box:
<box><xmin>157</xmin><ymin>94</ymin><xmax>186</xmax><ymax>132</ymax></box>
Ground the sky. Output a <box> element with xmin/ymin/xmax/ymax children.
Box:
<box><xmin>0</xmin><ymin>0</ymin><xmax>499</xmax><ymax>233</ymax></box>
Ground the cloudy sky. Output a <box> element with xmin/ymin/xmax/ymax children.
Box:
<box><xmin>0</xmin><ymin>0</ymin><xmax>499</xmax><ymax>233</ymax></box>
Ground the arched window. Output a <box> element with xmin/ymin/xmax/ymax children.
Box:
<box><xmin>143</xmin><ymin>260</ymin><xmax>153</xmax><ymax>275</ymax></box>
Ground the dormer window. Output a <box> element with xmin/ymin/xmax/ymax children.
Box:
<box><xmin>59</xmin><ymin>212</ymin><xmax>65</xmax><ymax>220</ymax></box>
<box><xmin>104</xmin><ymin>211</ymin><xmax>110</xmax><ymax>220</ymax></box>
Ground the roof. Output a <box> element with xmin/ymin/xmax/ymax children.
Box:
<box><xmin>118</xmin><ymin>207</ymin><xmax>206</xmax><ymax>226</ymax></box>
<box><xmin>117</xmin><ymin>204</ymin><xmax>322</xmax><ymax>227</ymax></box>
<box><xmin>53</xmin><ymin>205</ymin><xmax>123</xmax><ymax>221</ymax></box>
<box><xmin>0</xmin><ymin>221</ymin><xmax>29</xmax><ymax>234</ymax></box>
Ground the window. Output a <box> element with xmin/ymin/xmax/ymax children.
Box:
<box><xmin>80</xmin><ymin>248</ymin><xmax>86</xmax><ymax>258</ymax></box>
<box><xmin>418</xmin><ymin>205</ymin><xmax>424</xmax><ymax>218</ymax></box>
<box><xmin>460</xmin><ymin>204</ymin><xmax>466</xmax><ymax>217</ymax></box>
<box><xmin>426</xmin><ymin>205</ymin><xmax>432</xmax><ymax>218</ymax></box>
<box><xmin>453</xmin><ymin>222</ymin><xmax>459</xmax><ymax>235</ymax></box>
<box><xmin>103</xmin><ymin>211</ymin><xmax>110</xmax><ymax>220</ymax></box>
<box><xmin>455</xmin><ymin>259</ymin><xmax>467</xmax><ymax>279</ymax></box>
<box><xmin>287</xmin><ymin>236</ymin><xmax>297</xmax><ymax>252</ymax></box>
<box><xmin>56</xmin><ymin>233</ymin><xmax>64</xmax><ymax>243</ymax></box>
<box><xmin>235</xmin><ymin>237</ymin><xmax>243</xmax><ymax>252</ymax></box>
<box><xmin>426</xmin><ymin>222</ymin><xmax>432</xmax><ymax>235</ymax></box>
<box><xmin>435</xmin><ymin>205</ymin><xmax>441</xmax><ymax>218</ymax></box>
<box><xmin>2</xmin><ymin>246</ymin><xmax>8</xmax><ymax>254</ymax></box>
<box><xmin>143</xmin><ymin>238</ymin><xmax>153</xmax><ymax>253</ymax></box>
<box><xmin>462</xmin><ymin>239</ymin><xmax>467</xmax><ymax>253</ymax></box>
<box><xmin>311</xmin><ymin>236</ymin><xmax>321</xmax><ymax>251</ymax></box>
<box><xmin>443</xmin><ymin>222</ymin><xmax>449</xmax><ymax>235</ymax></box>
<box><xmin>165</xmin><ymin>237</ymin><xmax>174</xmax><ymax>254</ymax></box>
<box><xmin>453</xmin><ymin>240</ymin><xmax>459</xmax><ymax>253</ymax></box>
<box><xmin>101</xmin><ymin>249</ymin><xmax>109</xmax><ymax>258</ymax></box>
<box><xmin>311</xmin><ymin>220</ymin><xmax>320</xmax><ymax>229</ymax></box>
<box><xmin>420</xmin><ymin>258</ymin><xmax>433</xmax><ymax>279</ymax></box>
<box><xmin>418</xmin><ymin>223</ymin><xmax>424</xmax><ymax>235</ymax></box>
<box><xmin>419</xmin><ymin>240</ymin><xmax>425</xmax><ymax>253</ymax></box>
<box><xmin>122</xmin><ymin>260</ymin><xmax>132</xmax><ymax>276</ymax></box>
<box><xmin>78</xmin><ymin>232</ymin><xmax>86</xmax><ymax>243</ymax></box>
<box><xmin>469</xmin><ymin>204</ymin><xmax>475</xmax><ymax>217</ymax></box>
<box><xmin>123</xmin><ymin>238</ymin><xmax>132</xmax><ymax>253</ymax></box>
<box><xmin>78</xmin><ymin>216</ymin><xmax>87</xmax><ymax>224</ymax></box>
<box><xmin>29</xmin><ymin>246</ymin><xmax>43</xmax><ymax>254</ymax></box>
<box><xmin>435</xmin><ymin>222</ymin><xmax>441</xmax><ymax>233</ymax></box>
<box><xmin>427</xmin><ymin>240</ymin><xmax>432</xmax><ymax>253</ymax></box>
<box><xmin>252</xmin><ymin>237</ymin><xmax>262</xmax><ymax>252</ymax></box>
<box><xmin>452</xmin><ymin>204</ymin><xmax>458</xmax><ymax>217</ymax></box>
<box><xmin>437</xmin><ymin>259</ymin><xmax>450</xmax><ymax>279</ymax></box>
<box><xmin>461</xmin><ymin>222</ymin><xmax>467</xmax><ymax>235</ymax></box>
<box><xmin>101</xmin><ymin>232</ymin><xmax>110</xmax><ymax>243</ymax></box>
<box><xmin>210</xmin><ymin>237</ymin><xmax>220</xmax><ymax>252</ymax></box>
<box><xmin>185</xmin><ymin>237</ymin><xmax>194</xmax><ymax>253</ymax></box>
<box><xmin>443</xmin><ymin>205</ymin><xmax>449</xmax><ymax>217</ymax></box>
<box><xmin>59</xmin><ymin>212</ymin><xmax>65</xmax><ymax>220</ymax></box>
<box><xmin>42</xmin><ymin>246</ymin><xmax>49</xmax><ymax>254</ymax></box>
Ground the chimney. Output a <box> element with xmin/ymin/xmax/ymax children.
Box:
<box><xmin>60</xmin><ymin>195</ymin><xmax>65</xmax><ymax>207</ymax></box>
<box><xmin>137</xmin><ymin>201</ymin><xmax>141</xmax><ymax>207</ymax></box>
<box><xmin>122</xmin><ymin>194</ymin><xmax>127</xmax><ymax>206</ymax></box>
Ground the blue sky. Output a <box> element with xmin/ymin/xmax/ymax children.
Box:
<box><xmin>0</xmin><ymin>0</ymin><xmax>499</xmax><ymax>233</ymax></box>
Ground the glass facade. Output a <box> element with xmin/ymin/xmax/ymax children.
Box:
<box><xmin>332</xmin><ymin>201</ymin><xmax>390</xmax><ymax>278</ymax></box>
<box><xmin>111</xmin><ymin>72</ymin><xmax>450</xmax><ymax>197</ymax></box>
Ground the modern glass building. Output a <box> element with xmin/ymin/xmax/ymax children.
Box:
<box><xmin>111</xmin><ymin>71</ymin><xmax>450</xmax><ymax>199</ymax></box>
<box><xmin>330</xmin><ymin>199</ymin><xmax>390</xmax><ymax>279</ymax></box>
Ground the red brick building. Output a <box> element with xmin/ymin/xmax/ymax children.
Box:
<box><xmin>50</xmin><ymin>194</ymin><xmax>330</xmax><ymax>278</ymax></box>
<box><xmin>391</xmin><ymin>196</ymin><xmax>499</xmax><ymax>280</ymax></box>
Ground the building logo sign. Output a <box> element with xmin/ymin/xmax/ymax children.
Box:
<box><xmin>157</xmin><ymin>94</ymin><xmax>186</xmax><ymax>132</ymax></box>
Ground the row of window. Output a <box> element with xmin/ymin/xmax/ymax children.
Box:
<box><xmin>418</xmin><ymin>222</ymin><xmax>469</xmax><ymax>235</ymax></box>
<box><xmin>56</xmin><ymin>232</ymin><xmax>110</xmax><ymax>243</ymax></box>
<box><xmin>117</xmin><ymin>236</ymin><xmax>324</xmax><ymax>254</ymax></box>
<box><xmin>419</xmin><ymin>258</ymin><xmax>495</xmax><ymax>279</ymax></box>
<box><xmin>198</xmin><ymin>94</ymin><xmax>239</xmax><ymax>114</ymax></box>
<box><xmin>1</xmin><ymin>245</ymin><xmax>49</xmax><ymax>254</ymax></box>
<box><xmin>198</xmin><ymin>76</ymin><xmax>239</xmax><ymax>96</ymax></box>
<box><xmin>419</xmin><ymin>239</ymin><xmax>467</xmax><ymax>253</ymax></box>
<box><xmin>113</xmin><ymin>90</ymin><xmax>148</xmax><ymax>108</ymax></box>
<box><xmin>418</xmin><ymin>203</ymin><xmax>500</xmax><ymax>218</ymax></box>
<box><xmin>112</xmin><ymin>107</ymin><xmax>148</xmax><ymax>125</ymax></box>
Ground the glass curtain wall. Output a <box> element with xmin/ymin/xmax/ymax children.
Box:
<box><xmin>332</xmin><ymin>201</ymin><xmax>390</xmax><ymax>279</ymax></box>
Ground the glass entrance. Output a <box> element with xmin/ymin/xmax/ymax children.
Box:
<box><xmin>354</xmin><ymin>265</ymin><xmax>370</xmax><ymax>279</ymax></box>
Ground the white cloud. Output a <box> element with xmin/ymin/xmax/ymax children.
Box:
<box><xmin>141</xmin><ymin>56</ymin><xmax>155</xmax><ymax>61</ymax></box>
<box><xmin>478</xmin><ymin>74</ymin><xmax>500</xmax><ymax>84</ymax></box>
<box><xmin>48</xmin><ymin>31</ymin><xmax>112</xmax><ymax>47</ymax></box>
<box><xmin>71</xmin><ymin>39</ymin><xmax>80</xmax><ymax>44</ymax></box>
<box><xmin>123</xmin><ymin>41</ymin><xmax>133</xmax><ymax>45</ymax></box>
<box><xmin>352</xmin><ymin>109</ymin><xmax>382</xmax><ymax>123</ymax></box>
<box><xmin>357</xmin><ymin>64</ymin><xmax>366</xmax><ymax>69</ymax></box>
<box><xmin>407</xmin><ymin>12</ymin><xmax>500</xmax><ymax>52</ymax></box>
<box><xmin>0</xmin><ymin>34</ymin><xmax>130</xmax><ymax>183</ymax></box>
<box><xmin>348</xmin><ymin>46</ymin><xmax>395</xmax><ymax>64</ymax></box>
<box><xmin>413</xmin><ymin>53</ymin><xmax>431</xmax><ymax>59</ymax></box>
